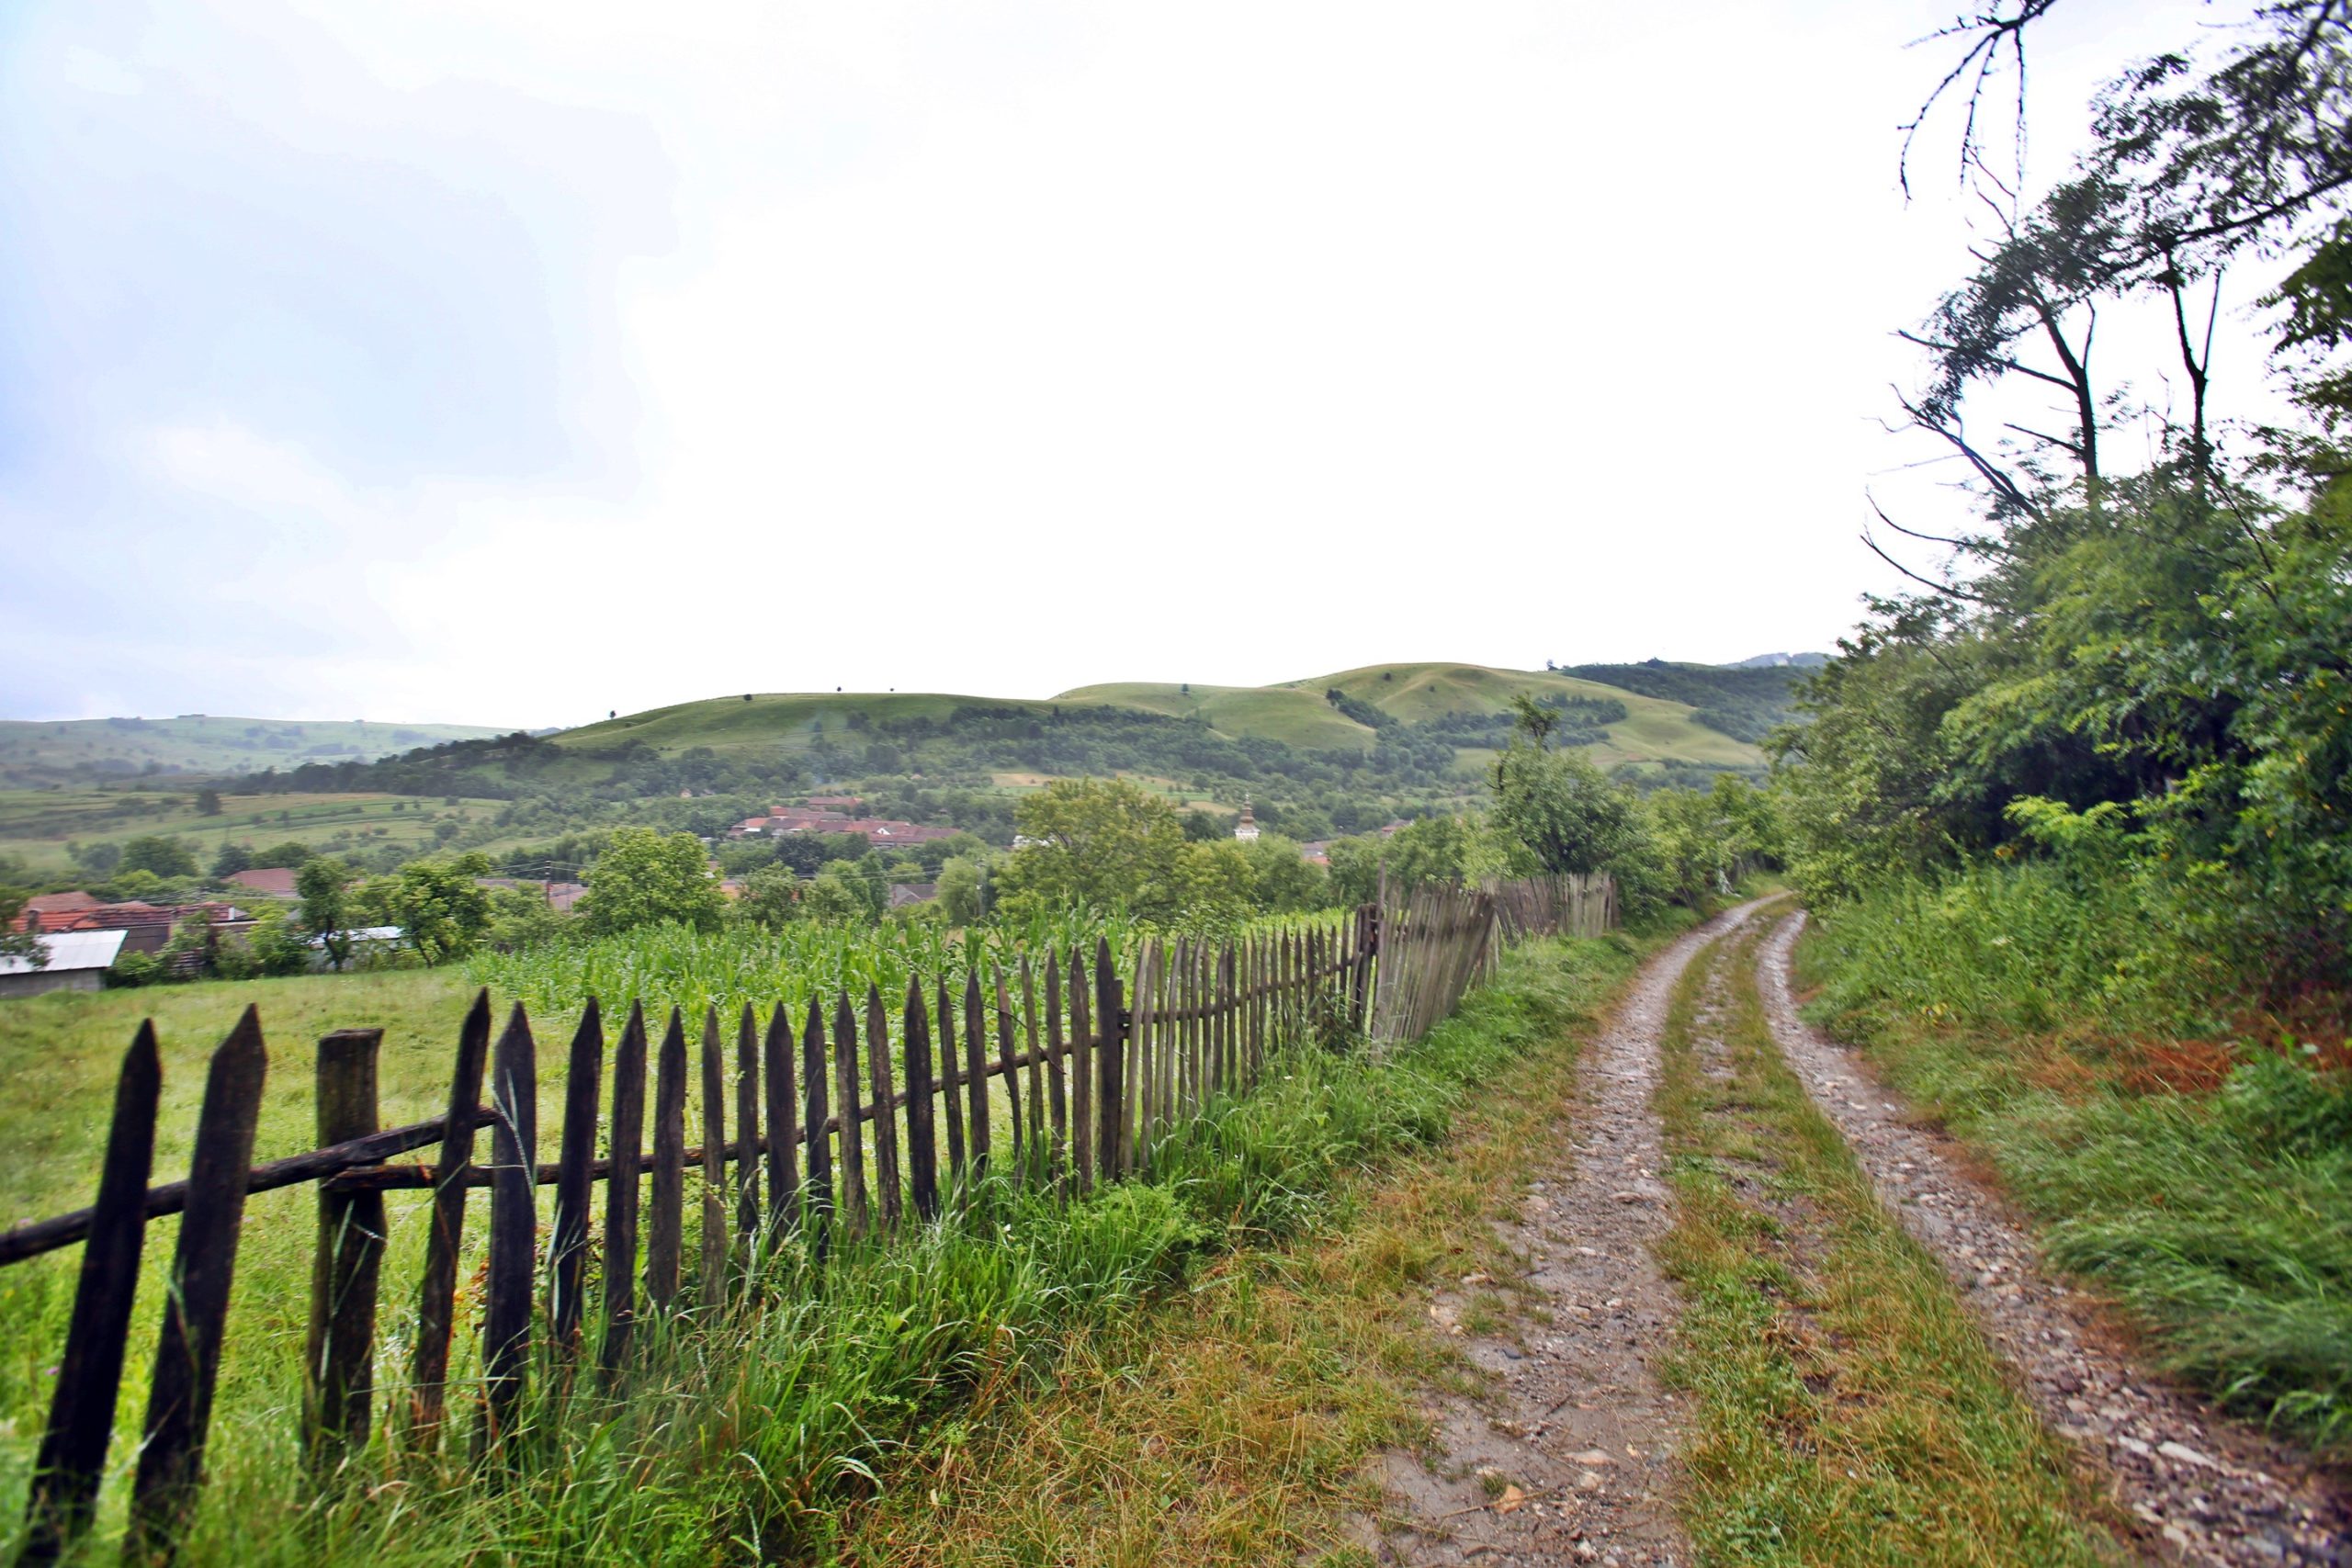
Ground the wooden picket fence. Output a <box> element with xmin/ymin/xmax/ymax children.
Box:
<box><xmin>6</xmin><ymin>881</ymin><xmax>1609</xmax><ymax>1562</ymax></box>
<box><xmin>1366</xmin><ymin>872</ymin><xmax>1614</xmax><ymax>1050</ymax></box>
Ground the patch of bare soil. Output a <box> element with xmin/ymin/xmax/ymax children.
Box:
<box><xmin>1755</xmin><ymin>911</ymin><xmax>2352</xmax><ymax>1568</ymax></box>
<box><xmin>1363</xmin><ymin>900</ymin><xmax>1779</xmax><ymax>1567</ymax></box>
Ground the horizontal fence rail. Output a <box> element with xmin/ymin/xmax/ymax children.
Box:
<box><xmin>7</xmin><ymin>878</ymin><xmax>1611</xmax><ymax>1561</ymax></box>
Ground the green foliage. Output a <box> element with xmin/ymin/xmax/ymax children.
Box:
<box><xmin>935</xmin><ymin>855</ymin><xmax>986</xmax><ymax>926</ymax></box>
<box><xmin>1775</xmin><ymin>471</ymin><xmax>2352</xmax><ymax>992</ymax></box>
<box><xmin>1238</xmin><ymin>834</ymin><xmax>1328</xmax><ymax>914</ymax></box>
<box><xmin>117</xmin><ymin>834</ymin><xmax>198</xmax><ymax>879</ymax></box>
<box><xmin>0</xmin><ymin>883</ymin><xmax>42</xmax><ymax>969</ymax></box>
<box><xmin>1322</xmin><ymin>687</ymin><xmax>1394</xmax><ymax>730</ymax></box>
<box><xmin>1325</xmin><ymin>815</ymin><xmax>1482</xmax><ymax>906</ymax></box>
<box><xmin>993</xmin><ymin>778</ymin><xmax>1193</xmax><ymax>925</ymax></box>
<box><xmin>580</xmin><ymin>827</ymin><xmax>725</xmax><ymax>936</ymax></box>
<box><xmin>380</xmin><ymin>854</ymin><xmax>495</xmax><ymax>964</ymax></box>
<box><xmin>1489</xmin><ymin>739</ymin><xmax>1635</xmax><ymax>879</ymax></box>
<box><xmin>1563</xmin><ymin>660</ymin><xmax>1809</xmax><ymax>742</ymax></box>
<box><xmin>802</xmin><ymin>863</ymin><xmax>878</xmax><ymax>924</ymax></box>
<box><xmin>236</xmin><ymin>906</ymin><xmax>312</xmax><ymax>978</ymax></box>
<box><xmin>298</xmin><ymin>857</ymin><xmax>356</xmax><ymax>970</ymax></box>
<box><xmin>732</xmin><ymin>863</ymin><xmax>805</xmax><ymax>928</ymax></box>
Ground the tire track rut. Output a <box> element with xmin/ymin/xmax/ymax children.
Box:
<box><xmin>1755</xmin><ymin>910</ymin><xmax>2351</xmax><ymax>1567</ymax></box>
<box><xmin>1369</xmin><ymin>899</ymin><xmax>1779</xmax><ymax>1567</ymax></box>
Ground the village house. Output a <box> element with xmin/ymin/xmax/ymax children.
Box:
<box><xmin>728</xmin><ymin>807</ymin><xmax>956</xmax><ymax>849</ymax></box>
<box><xmin>225</xmin><ymin>866</ymin><xmax>300</xmax><ymax>899</ymax></box>
<box><xmin>0</xmin><ymin>930</ymin><xmax>130</xmax><ymax>998</ymax></box>
<box><xmin>13</xmin><ymin>898</ymin><xmax>254</xmax><ymax>954</ymax></box>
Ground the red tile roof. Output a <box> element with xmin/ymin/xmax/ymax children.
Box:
<box><xmin>226</xmin><ymin>867</ymin><xmax>300</xmax><ymax>897</ymax></box>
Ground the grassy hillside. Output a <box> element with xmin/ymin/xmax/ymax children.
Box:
<box><xmin>549</xmin><ymin>692</ymin><xmax>1093</xmax><ymax>758</ymax></box>
<box><xmin>1047</xmin><ymin>682</ymin><xmax>1378</xmax><ymax>752</ymax></box>
<box><xmin>1062</xmin><ymin>662</ymin><xmax>1761</xmax><ymax>771</ymax></box>
<box><xmin>0</xmin><ymin>716</ymin><xmax>510</xmax><ymax>786</ymax></box>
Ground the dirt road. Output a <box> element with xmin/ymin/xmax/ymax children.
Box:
<box><xmin>1367</xmin><ymin>901</ymin><xmax>2349</xmax><ymax>1568</ymax></box>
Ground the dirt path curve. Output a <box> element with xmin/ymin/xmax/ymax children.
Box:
<box><xmin>1755</xmin><ymin>910</ymin><xmax>2352</xmax><ymax>1568</ymax></box>
<box><xmin>1367</xmin><ymin>897</ymin><xmax>1781</xmax><ymax>1568</ymax></box>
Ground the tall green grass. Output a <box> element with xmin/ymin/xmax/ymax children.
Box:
<box><xmin>1800</xmin><ymin>867</ymin><xmax>2352</xmax><ymax>1454</ymax></box>
<box><xmin>464</xmin><ymin>908</ymin><xmax>1353</xmax><ymax>1028</ymax></box>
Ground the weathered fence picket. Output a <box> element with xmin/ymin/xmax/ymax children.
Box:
<box><xmin>128</xmin><ymin>1008</ymin><xmax>266</xmax><ymax>1562</ymax></box>
<box><xmin>305</xmin><ymin>1027</ymin><xmax>384</xmax><ymax>1468</ymax></box>
<box><xmin>601</xmin><ymin>1001</ymin><xmax>648</xmax><ymax>1376</ymax></box>
<box><xmin>481</xmin><ymin>1006</ymin><xmax>537</xmax><ymax>1451</ymax></box>
<box><xmin>21</xmin><ymin>1026</ymin><xmax>158</xmax><ymax>1562</ymax></box>
<box><xmin>550</xmin><ymin>1002</ymin><xmax>603</xmax><ymax>1356</ymax></box>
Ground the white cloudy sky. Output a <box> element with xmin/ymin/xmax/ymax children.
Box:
<box><xmin>0</xmin><ymin>0</ymin><xmax>2256</xmax><ymax>727</ymax></box>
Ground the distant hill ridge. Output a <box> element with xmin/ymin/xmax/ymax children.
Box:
<box><xmin>0</xmin><ymin>716</ymin><xmax>514</xmax><ymax>787</ymax></box>
<box><xmin>6</xmin><ymin>657</ymin><xmax>1819</xmax><ymax>791</ymax></box>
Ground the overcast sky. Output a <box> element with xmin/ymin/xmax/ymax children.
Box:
<box><xmin>0</xmin><ymin>0</ymin><xmax>2251</xmax><ymax>727</ymax></box>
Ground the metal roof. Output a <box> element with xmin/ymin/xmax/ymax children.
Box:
<box><xmin>0</xmin><ymin>929</ymin><xmax>130</xmax><ymax>976</ymax></box>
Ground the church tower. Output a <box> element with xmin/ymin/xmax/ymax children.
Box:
<box><xmin>1234</xmin><ymin>796</ymin><xmax>1260</xmax><ymax>843</ymax></box>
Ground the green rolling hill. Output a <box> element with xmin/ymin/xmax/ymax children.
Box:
<box><xmin>0</xmin><ymin>716</ymin><xmax>514</xmax><ymax>787</ymax></box>
<box><xmin>1058</xmin><ymin>662</ymin><xmax>1761</xmax><ymax>770</ymax></box>
<box><xmin>537</xmin><ymin>661</ymin><xmax>1763</xmax><ymax>773</ymax></box>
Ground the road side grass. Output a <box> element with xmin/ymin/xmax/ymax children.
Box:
<box><xmin>834</xmin><ymin>926</ymin><xmax>1679</xmax><ymax>1566</ymax></box>
<box><xmin>1795</xmin><ymin>905</ymin><xmax>2352</xmax><ymax>1457</ymax></box>
<box><xmin>1654</xmin><ymin>921</ymin><xmax>2120</xmax><ymax>1567</ymax></box>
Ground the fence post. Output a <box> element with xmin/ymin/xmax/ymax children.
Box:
<box><xmin>701</xmin><ymin>1008</ymin><xmax>729</xmax><ymax>1296</ymax></box>
<box><xmin>1093</xmin><ymin>938</ymin><xmax>1123</xmax><ymax>1180</ymax></box>
<box><xmin>1040</xmin><ymin>954</ymin><xmax>1068</xmax><ymax>1188</ymax></box>
<box><xmin>994</xmin><ymin>970</ymin><xmax>1022</xmax><ymax>1177</ymax></box>
<box><xmin>1067</xmin><ymin>950</ymin><xmax>1093</xmax><ymax>1194</ymax></box>
<box><xmin>129</xmin><ymin>1008</ymin><xmax>267</xmax><ymax>1564</ymax></box>
<box><xmin>550</xmin><ymin>1001</ymin><xmax>604</xmax><ymax>1357</ymax></box>
<box><xmin>1125</xmin><ymin>942</ymin><xmax>1156</xmax><ymax>1174</ymax></box>
<box><xmin>1350</xmin><ymin>904</ymin><xmax>1375</xmax><ymax>1032</ymax></box>
<box><xmin>304</xmin><ymin>1027</ymin><xmax>383</xmax><ymax>1471</ymax></box>
<box><xmin>22</xmin><ymin>1025</ymin><xmax>160</xmax><ymax>1562</ymax></box>
<box><xmin>646</xmin><ymin>1009</ymin><xmax>688</xmax><ymax>1308</ymax></box>
<box><xmin>763</xmin><ymin>1003</ymin><xmax>796</xmax><ymax>1243</ymax></box>
<box><xmin>601</xmin><ymin>1002</ymin><xmax>648</xmax><ymax>1377</ymax></box>
<box><xmin>903</xmin><ymin>979</ymin><xmax>938</xmax><ymax>1221</ymax></box>
<box><xmin>480</xmin><ymin>1005</ymin><xmax>537</xmax><ymax>1455</ymax></box>
<box><xmin>801</xmin><ymin>998</ymin><xmax>831</xmax><ymax>1264</ymax></box>
<box><xmin>865</xmin><ymin>985</ymin><xmax>901</xmax><ymax>1230</ymax></box>
<box><xmin>936</xmin><ymin>979</ymin><xmax>965</xmax><ymax>1188</ymax></box>
<box><xmin>832</xmin><ymin>994</ymin><xmax>867</xmax><ymax>1240</ymax></box>
<box><xmin>735</xmin><ymin>1003</ymin><xmax>762</xmax><ymax>1279</ymax></box>
<box><xmin>1020</xmin><ymin>957</ymin><xmax>1047</xmax><ymax>1183</ymax></box>
<box><xmin>412</xmin><ymin>991</ymin><xmax>491</xmax><ymax>1442</ymax></box>
<box><xmin>962</xmin><ymin>972</ymin><xmax>989</xmax><ymax>1184</ymax></box>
